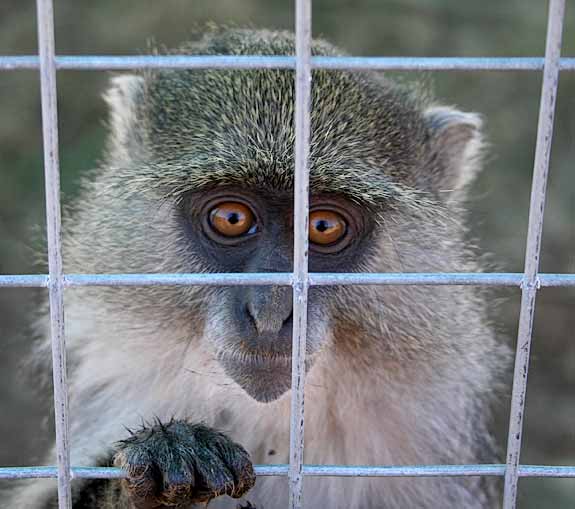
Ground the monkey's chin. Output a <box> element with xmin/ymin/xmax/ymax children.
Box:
<box><xmin>218</xmin><ymin>353</ymin><xmax>292</xmax><ymax>403</ymax></box>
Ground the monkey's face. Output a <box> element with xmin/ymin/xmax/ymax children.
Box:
<box><xmin>97</xmin><ymin>35</ymin><xmax>484</xmax><ymax>403</ymax></box>
<box><xmin>178</xmin><ymin>187</ymin><xmax>373</xmax><ymax>403</ymax></box>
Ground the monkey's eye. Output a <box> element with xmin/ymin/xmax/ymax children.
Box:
<box><xmin>309</xmin><ymin>210</ymin><xmax>348</xmax><ymax>246</ymax></box>
<box><xmin>208</xmin><ymin>202</ymin><xmax>256</xmax><ymax>238</ymax></box>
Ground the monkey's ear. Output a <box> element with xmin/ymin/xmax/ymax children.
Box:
<box><xmin>421</xmin><ymin>106</ymin><xmax>484</xmax><ymax>202</ymax></box>
<box><xmin>103</xmin><ymin>75</ymin><xmax>148</xmax><ymax>163</ymax></box>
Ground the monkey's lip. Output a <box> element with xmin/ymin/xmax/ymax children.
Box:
<box><xmin>217</xmin><ymin>350</ymin><xmax>293</xmax><ymax>403</ymax></box>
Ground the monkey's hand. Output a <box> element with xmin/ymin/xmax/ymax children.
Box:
<box><xmin>113</xmin><ymin>420</ymin><xmax>256</xmax><ymax>508</ymax></box>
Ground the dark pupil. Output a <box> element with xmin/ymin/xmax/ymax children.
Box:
<box><xmin>316</xmin><ymin>220</ymin><xmax>330</xmax><ymax>233</ymax></box>
<box><xmin>227</xmin><ymin>212</ymin><xmax>240</xmax><ymax>225</ymax></box>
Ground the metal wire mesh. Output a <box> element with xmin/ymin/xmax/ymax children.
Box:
<box><xmin>0</xmin><ymin>0</ymin><xmax>572</xmax><ymax>508</ymax></box>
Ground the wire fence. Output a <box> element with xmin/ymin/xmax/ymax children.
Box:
<box><xmin>0</xmin><ymin>0</ymin><xmax>573</xmax><ymax>508</ymax></box>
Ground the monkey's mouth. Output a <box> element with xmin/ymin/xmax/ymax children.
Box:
<box><xmin>217</xmin><ymin>351</ymin><xmax>293</xmax><ymax>403</ymax></box>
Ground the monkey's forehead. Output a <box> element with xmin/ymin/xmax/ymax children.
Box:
<box><xmin>139</xmin><ymin>33</ymin><xmax>428</xmax><ymax>168</ymax></box>
<box><xmin>130</xmin><ymin>76</ymin><xmax>430</xmax><ymax>215</ymax></box>
<box><xmin>119</xmin><ymin>28</ymin><xmax>434</xmax><ymax>213</ymax></box>
<box><xmin>120</xmin><ymin>153</ymin><xmax>436</xmax><ymax>221</ymax></box>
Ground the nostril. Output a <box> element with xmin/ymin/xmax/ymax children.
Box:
<box><xmin>245</xmin><ymin>304</ymin><xmax>257</xmax><ymax>326</ymax></box>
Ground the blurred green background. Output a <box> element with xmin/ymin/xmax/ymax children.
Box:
<box><xmin>0</xmin><ymin>0</ymin><xmax>574</xmax><ymax>506</ymax></box>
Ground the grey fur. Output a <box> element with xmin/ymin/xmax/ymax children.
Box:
<box><xmin>6</xmin><ymin>28</ymin><xmax>508</xmax><ymax>508</ymax></box>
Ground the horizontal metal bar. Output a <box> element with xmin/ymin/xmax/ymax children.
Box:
<box><xmin>1</xmin><ymin>273</ymin><xmax>574</xmax><ymax>288</ymax></box>
<box><xmin>2</xmin><ymin>464</ymin><xmax>575</xmax><ymax>480</ymax></box>
<box><xmin>63</xmin><ymin>273</ymin><xmax>293</xmax><ymax>287</ymax></box>
<box><xmin>1</xmin><ymin>55</ymin><xmax>575</xmax><ymax>72</ymax></box>
<box><xmin>0</xmin><ymin>275</ymin><xmax>49</xmax><ymax>287</ymax></box>
<box><xmin>315</xmin><ymin>56</ymin><xmax>575</xmax><ymax>72</ymax></box>
<box><xmin>311</xmin><ymin>273</ymin><xmax>575</xmax><ymax>287</ymax></box>
<box><xmin>539</xmin><ymin>274</ymin><xmax>575</xmax><ymax>287</ymax></box>
<box><xmin>311</xmin><ymin>273</ymin><xmax>526</xmax><ymax>286</ymax></box>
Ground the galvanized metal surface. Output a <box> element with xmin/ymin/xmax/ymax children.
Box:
<box><xmin>1</xmin><ymin>55</ymin><xmax>575</xmax><ymax>71</ymax></box>
<box><xmin>1</xmin><ymin>272</ymin><xmax>575</xmax><ymax>288</ymax></box>
<box><xmin>3</xmin><ymin>464</ymin><xmax>575</xmax><ymax>480</ymax></box>
<box><xmin>35</xmin><ymin>0</ymin><xmax>71</xmax><ymax>508</ymax></box>
<box><xmin>288</xmin><ymin>1</ymin><xmax>312</xmax><ymax>508</ymax></box>
<box><xmin>0</xmin><ymin>275</ymin><xmax>49</xmax><ymax>287</ymax></box>
<box><xmin>502</xmin><ymin>1</ymin><xmax>566</xmax><ymax>508</ymax></box>
<box><xmin>64</xmin><ymin>272</ymin><xmax>293</xmax><ymax>287</ymax></box>
<box><xmin>309</xmin><ymin>272</ymin><xmax>575</xmax><ymax>287</ymax></box>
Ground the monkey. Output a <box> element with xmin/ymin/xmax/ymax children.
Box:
<box><xmin>4</xmin><ymin>27</ymin><xmax>509</xmax><ymax>508</ymax></box>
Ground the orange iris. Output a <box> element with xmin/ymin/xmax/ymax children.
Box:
<box><xmin>309</xmin><ymin>210</ymin><xmax>347</xmax><ymax>245</ymax></box>
<box><xmin>209</xmin><ymin>202</ymin><xmax>255</xmax><ymax>237</ymax></box>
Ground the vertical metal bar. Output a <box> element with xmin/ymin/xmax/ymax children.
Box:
<box><xmin>36</xmin><ymin>0</ymin><xmax>72</xmax><ymax>508</ymax></box>
<box><xmin>502</xmin><ymin>1</ymin><xmax>565</xmax><ymax>507</ymax></box>
<box><xmin>289</xmin><ymin>0</ymin><xmax>312</xmax><ymax>508</ymax></box>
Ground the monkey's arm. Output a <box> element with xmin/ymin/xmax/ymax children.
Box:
<box><xmin>61</xmin><ymin>420</ymin><xmax>256</xmax><ymax>509</ymax></box>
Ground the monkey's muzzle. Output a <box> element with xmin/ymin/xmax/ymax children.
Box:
<box><xmin>217</xmin><ymin>350</ymin><xmax>293</xmax><ymax>403</ymax></box>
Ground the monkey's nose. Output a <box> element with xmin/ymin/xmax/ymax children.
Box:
<box><xmin>245</xmin><ymin>286</ymin><xmax>293</xmax><ymax>336</ymax></box>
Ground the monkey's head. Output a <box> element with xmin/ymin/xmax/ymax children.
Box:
<box><xmin>78</xmin><ymin>29</ymin><xmax>484</xmax><ymax>403</ymax></box>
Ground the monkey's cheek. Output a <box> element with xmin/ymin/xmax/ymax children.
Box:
<box><xmin>218</xmin><ymin>353</ymin><xmax>293</xmax><ymax>403</ymax></box>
